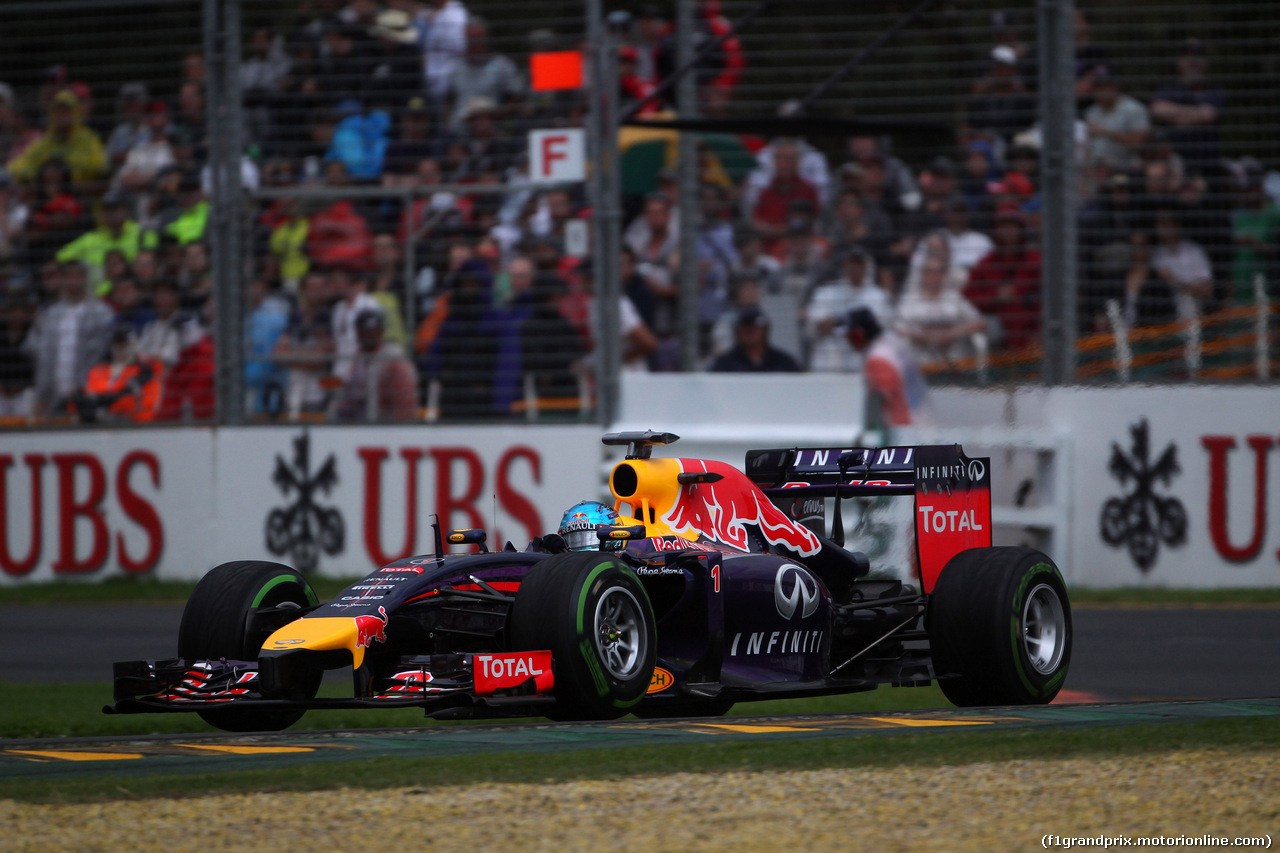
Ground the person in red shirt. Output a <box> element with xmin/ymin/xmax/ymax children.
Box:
<box><xmin>750</xmin><ymin>139</ymin><xmax>820</xmax><ymax>250</ymax></box>
<box><xmin>963</xmin><ymin>209</ymin><xmax>1041</xmax><ymax>350</ymax></box>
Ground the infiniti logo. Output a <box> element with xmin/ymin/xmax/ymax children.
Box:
<box><xmin>967</xmin><ymin>460</ymin><xmax>985</xmax><ymax>482</ymax></box>
<box><xmin>774</xmin><ymin>564</ymin><xmax>819</xmax><ymax>621</ymax></box>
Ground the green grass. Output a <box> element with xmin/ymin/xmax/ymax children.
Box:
<box><xmin>0</xmin><ymin>681</ymin><xmax>953</xmax><ymax>740</ymax></box>
<box><xmin>3</xmin><ymin>578</ymin><xmax>1278</xmax><ymax>606</ymax></box>
<box><xmin>4</xmin><ymin>715</ymin><xmax>1278</xmax><ymax>804</ymax></box>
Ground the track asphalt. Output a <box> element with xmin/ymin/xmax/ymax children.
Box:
<box><xmin>3</xmin><ymin>698</ymin><xmax>1279</xmax><ymax>782</ymax></box>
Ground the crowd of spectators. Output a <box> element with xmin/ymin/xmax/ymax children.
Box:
<box><xmin>0</xmin><ymin>4</ymin><xmax>1273</xmax><ymax>424</ymax></box>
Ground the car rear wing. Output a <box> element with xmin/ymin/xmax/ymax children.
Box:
<box><xmin>745</xmin><ymin>444</ymin><xmax>992</xmax><ymax>593</ymax></box>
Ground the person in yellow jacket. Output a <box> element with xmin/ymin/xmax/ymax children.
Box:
<box><xmin>7</xmin><ymin>90</ymin><xmax>106</xmax><ymax>188</ymax></box>
<box><xmin>71</xmin><ymin>326</ymin><xmax>163</xmax><ymax>422</ymax></box>
<box><xmin>56</xmin><ymin>192</ymin><xmax>155</xmax><ymax>288</ymax></box>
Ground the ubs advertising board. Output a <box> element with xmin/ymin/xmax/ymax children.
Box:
<box><xmin>1043</xmin><ymin>387</ymin><xmax>1280</xmax><ymax>588</ymax></box>
<box><xmin>0</xmin><ymin>425</ymin><xmax>599</xmax><ymax>583</ymax></box>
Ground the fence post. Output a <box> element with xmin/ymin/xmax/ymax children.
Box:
<box><xmin>1105</xmin><ymin>298</ymin><xmax>1130</xmax><ymax>383</ymax></box>
<box><xmin>1037</xmin><ymin>0</ymin><xmax>1077</xmax><ymax>386</ymax></box>
<box><xmin>676</xmin><ymin>0</ymin><xmax>701</xmax><ymax>372</ymax></box>
<box><xmin>588</xmin><ymin>0</ymin><xmax>622</xmax><ymax>425</ymax></box>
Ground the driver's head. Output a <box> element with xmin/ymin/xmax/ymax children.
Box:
<box><xmin>558</xmin><ymin>501</ymin><xmax>619</xmax><ymax>552</ymax></box>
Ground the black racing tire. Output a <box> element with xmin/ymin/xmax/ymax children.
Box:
<box><xmin>178</xmin><ymin>560</ymin><xmax>320</xmax><ymax>732</ymax></box>
<box><xmin>927</xmin><ymin>546</ymin><xmax>1071</xmax><ymax>707</ymax></box>
<box><xmin>631</xmin><ymin>698</ymin><xmax>735</xmax><ymax>719</ymax></box>
<box><xmin>508</xmin><ymin>551</ymin><xmax>656</xmax><ymax>721</ymax></box>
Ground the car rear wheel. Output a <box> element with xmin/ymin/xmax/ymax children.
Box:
<box><xmin>508</xmin><ymin>551</ymin><xmax>656</xmax><ymax>721</ymax></box>
<box><xmin>178</xmin><ymin>560</ymin><xmax>320</xmax><ymax>732</ymax></box>
<box><xmin>927</xmin><ymin>546</ymin><xmax>1071</xmax><ymax>707</ymax></box>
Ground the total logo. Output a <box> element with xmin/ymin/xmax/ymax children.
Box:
<box><xmin>916</xmin><ymin>505</ymin><xmax>985</xmax><ymax>533</ymax></box>
<box><xmin>774</xmin><ymin>564</ymin><xmax>819</xmax><ymax>620</ymax></box>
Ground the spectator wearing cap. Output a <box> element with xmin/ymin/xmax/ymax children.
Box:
<box><xmin>364</xmin><ymin>10</ymin><xmax>423</xmax><ymax>113</ymax></box>
<box><xmin>750</xmin><ymin>139</ymin><xmax>822</xmax><ymax>251</ymax></box>
<box><xmin>114</xmin><ymin>101</ymin><xmax>175</xmax><ymax>193</ymax></box>
<box><xmin>0</xmin><ymin>83</ymin><xmax>40</xmax><ymax>166</ymax></box>
<box><xmin>964</xmin><ymin>45</ymin><xmax>1036</xmax><ymax>148</ymax></box>
<box><xmin>446</xmin><ymin>16</ymin><xmax>524</xmax><ymax>132</ymax></box>
<box><xmin>895</xmin><ymin>252</ymin><xmax>986</xmax><ymax>364</ymax></box>
<box><xmin>334</xmin><ymin>308</ymin><xmax>418</xmax><ymax>421</ymax></box>
<box><xmin>0</xmin><ymin>277</ymin><xmax>38</xmax><ymax>417</ymax></box>
<box><xmin>964</xmin><ymin>210</ymin><xmax>1041</xmax><ymax>350</ymax></box>
<box><xmin>1083</xmin><ymin>67</ymin><xmax>1150</xmax><ymax>172</ymax></box>
<box><xmin>55</xmin><ymin>192</ymin><xmax>153</xmax><ymax>289</ymax></box>
<box><xmin>23</xmin><ymin>260</ymin><xmax>114</xmax><ymax>416</ymax></box>
<box><xmin>452</xmin><ymin>95</ymin><xmax>520</xmax><ymax>179</ymax></box>
<box><xmin>709</xmin><ymin>306</ymin><xmax>802</xmax><ymax>373</ymax></box>
<box><xmin>105</xmin><ymin>83</ymin><xmax>150</xmax><ymax>169</ymax></box>
<box><xmin>7</xmin><ymin>90</ymin><xmax>106</xmax><ymax>190</ymax></box>
<box><xmin>804</xmin><ymin>248</ymin><xmax>892</xmax><ymax>372</ymax></box>
<box><xmin>1150</xmin><ymin>38</ymin><xmax>1227</xmax><ymax>175</ymax></box>
<box><xmin>70</xmin><ymin>325</ymin><xmax>163</xmax><ymax>423</ymax></box>
<box><xmin>845</xmin><ymin>306</ymin><xmax>932</xmax><ymax>430</ymax></box>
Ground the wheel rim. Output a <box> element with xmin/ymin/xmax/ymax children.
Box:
<box><xmin>1021</xmin><ymin>583</ymin><xmax>1066</xmax><ymax>675</ymax></box>
<box><xmin>593</xmin><ymin>586</ymin><xmax>646</xmax><ymax>679</ymax></box>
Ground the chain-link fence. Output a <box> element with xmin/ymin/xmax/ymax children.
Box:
<box><xmin>0</xmin><ymin>0</ymin><xmax>1276</xmax><ymax>429</ymax></box>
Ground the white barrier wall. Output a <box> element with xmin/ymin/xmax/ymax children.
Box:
<box><xmin>0</xmin><ymin>425</ymin><xmax>599</xmax><ymax>583</ymax></box>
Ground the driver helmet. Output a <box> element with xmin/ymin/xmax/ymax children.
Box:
<box><xmin>558</xmin><ymin>500</ymin><xmax>619</xmax><ymax>552</ymax></box>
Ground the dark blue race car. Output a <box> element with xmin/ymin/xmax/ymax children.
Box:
<box><xmin>108</xmin><ymin>430</ymin><xmax>1071</xmax><ymax>731</ymax></box>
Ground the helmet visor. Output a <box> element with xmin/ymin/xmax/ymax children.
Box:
<box><xmin>563</xmin><ymin>527</ymin><xmax>599</xmax><ymax>551</ymax></box>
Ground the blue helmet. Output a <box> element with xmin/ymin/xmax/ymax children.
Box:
<box><xmin>558</xmin><ymin>500</ymin><xmax>619</xmax><ymax>552</ymax></box>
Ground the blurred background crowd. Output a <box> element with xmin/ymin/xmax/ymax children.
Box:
<box><xmin>0</xmin><ymin>0</ymin><xmax>1274</xmax><ymax>424</ymax></box>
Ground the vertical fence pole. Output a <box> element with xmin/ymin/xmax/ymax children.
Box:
<box><xmin>589</xmin><ymin>0</ymin><xmax>623</xmax><ymax>425</ymax></box>
<box><xmin>206</xmin><ymin>0</ymin><xmax>245</xmax><ymax>424</ymax></box>
<box><xmin>676</xmin><ymin>0</ymin><xmax>701</xmax><ymax>371</ymax></box>
<box><xmin>1037</xmin><ymin>0</ymin><xmax>1077</xmax><ymax>385</ymax></box>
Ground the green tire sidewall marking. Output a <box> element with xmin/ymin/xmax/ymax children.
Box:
<box><xmin>575</xmin><ymin>563</ymin><xmax>615</xmax><ymax>635</ymax></box>
<box><xmin>1009</xmin><ymin>562</ymin><xmax>1062</xmax><ymax>697</ymax></box>
<box><xmin>579</xmin><ymin>638</ymin><xmax>610</xmax><ymax>696</ymax></box>
<box><xmin>252</xmin><ymin>574</ymin><xmax>316</xmax><ymax>608</ymax></box>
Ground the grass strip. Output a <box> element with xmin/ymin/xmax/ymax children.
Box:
<box><xmin>0</xmin><ymin>681</ymin><xmax>953</xmax><ymax>739</ymax></box>
<box><xmin>4</xmin><ymin>716</ymin><xmax>1278</xmax><ymax>805</ymax></box>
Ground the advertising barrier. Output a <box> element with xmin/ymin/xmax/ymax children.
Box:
<box><xmin>0</xmin><ymin>426</ymin><xmax>599</xmax><ymax>583</ymax></box>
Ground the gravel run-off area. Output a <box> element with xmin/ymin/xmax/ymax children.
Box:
<box><xmin>2</xmin><ymin>747</ymin><xmax>1277</xmax><ymax>852</ymax></box>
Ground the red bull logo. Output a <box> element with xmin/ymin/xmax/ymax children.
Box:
<box><xmin>353</xmin><ymin>606</ymin><xmax>389</xmax><ymax>649</ymax></box>
<box><xmin>663</xmin><ymin>459</ymin><xmax>821</xmax><ymax>557</ymax></box>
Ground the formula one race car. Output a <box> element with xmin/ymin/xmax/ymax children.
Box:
<box><xmin>107</xmin><ymin>431</ymin><xmax>1071</xmax><ymax>731</ymax></box>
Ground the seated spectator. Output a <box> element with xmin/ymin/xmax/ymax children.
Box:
<box><xmin>452</xmin><ymin>96</ymin><xmax>520</xmax><ymax>180</ymax></box>
<box><xmin>845</xmin><ymin>306</ymin><xmax>932</xmax><ymax>429</ymax></box>
<box><xmin>1228</xmin><ymin>157</ymin><xmax>1279</xmax><ymax>304</ymax></box>
<box><xmin>732</xmin><ymin>229</ymin><xmax>781</xmax><ymax>293</ymax></box>
<box><xmin>267</xmin><ymin>197</ymin><xmax>310</xmax><ymax>291</ymax></box>
<box><xmin>804</xmin><ymin>248</ymin><xmax>892</xmax><ymax>372</ymax></box>
<box><xmin>964</xmin><ymin>46</ymin><xmax>1036</xmax><ymax>149</ymax></box>
<box><xmin>56</xmin><ymin>192</ymin><xmax>150</xmax><ymax>289</ymax></box>
<box><xmin>307</xmin><ymin>162</ymin><xmax>374</xmax><ymax>270</ymax></box>
<box><xmin>707</xmin><ymin>270</ymin><xmax>764</xmax><ymax>361</ymax></box>
<box><xmin>334</xmin><ymin>308</ymin><xmax>418</xmax><ymax>421</ymax></box>
<box><xmin>696</xmin><ymin>184</ymin><xmax>738</xmax><ymax>325</ymax></box>
<box><xmin>750</xmin><ymin>139</ymin><xmax>821</xmax><ymax>249</ymax></box>
<box><xmin>25</xmin><ymin>158</ymin><xmax>86</xmax><ymax>265</ymax></box>
<box><xmin>245</xmin><ymin>277</ymin><xmax>291</xmax><ymax>415</ymax></box>
<box><xmin>114</xmin><ymin>101</ymin><xmax>175</xmax><ymax>193</ymax></box>
<box><xmin>105</xmin><ymin>275</ymin><xmax>154</xmax><ymax>334</ymax></box>
<box><xmin>272</xmin><ymin>271</ymin><xmax>334</xmax><ymax>417</ymax></box>
<box><xmin>520</xmin><ymin>271</ymin><xmax>587</xmax><ymax>406</ymax></box>
<box><xmin>959</xmin><ymin>140</ymin><xmax>1000</xmax><ymax>214</ymax></box>
<box><xmin>23</xmin><ymin>260</ymin><xmax>114</xmax><ymax>416</ymax></box>
<box><xmin>98</xmin><ymin>248</ymin><xmax>131</xmax><ymax>297</ymax></box>
<box><xmin>773</xmin><ymin>205</ymin><xmax>828</xmax><ymax>297</ymax></box>
<box><xmin>0</xmin><ymin>278</ymin><xmax>37</xmax><ymax>417</ymax></box>
<box><xmin>329</xmin><ymin>265</ymin><xmax>382</xmax><ymax>381</ymax></box>
<box><xmin>70</xmin><ymin>326</ymin><xmax>162</xmax><ymax>423</ymax></box>
<box><xmin>384</xmin><ymin>98</ymin><xmax>450</xmax><ymax>175</ymax></box>
<box><xmin>7</xmin><ymin>90</ymin><xmax>106</xmax><ymax>190</ymax></box>
<box><xmin>154</xmin><ymin>309</ymin><xmax>215</xmax><ymax>421</ymax></box>
<box><xmin>578</xmin><ymin>256</ymin><xmax>657</xmax><ymax>374</ymax></box>
<box><xmin>895</xmin><ymin>253</ymin><xmax>986</xmax><ymax>363</ymax></box>
<box><xmin>848</xmin><ymin>135</ymin><xmax>920</xmax><ymax>212</ymax></box>
<box><xmin>709</xmin><ymin>306</ymin><xmax>802</xmax><ymax>373</ymax></box>
<box><xmin>824</xmin><ymin>190</ymin><xmax>893</xmax><ymax>274</ymax></box>
<box><xmin>178</xmin><ymin>241</ymin><xmax>213</xmax><ymax>309</ymax></box>
<box><xmin>446</xmin><ymin>16</ymin><xmax>524</xmax><ymax>132</ymax></box>
<box><xmin>964</xmin><ymin>210</ymin><xmax>1041</xmax><ymax>350</ymax></box>
<box><xmin>941</xmin><ymin>197</ymin><xmax>994</xmax><ymax>280</ymax></box>
<box><xmin>1150</xmin><ymin>39</ymin><xmax>1226</xmax><ymax>176</ymax></box>
<box><xmin>0</xmin><ymin>168</ymin><xmax>29</xmax><ymax>264</ymax></box>
<box><xmin>425</xmin><ymin>261</ymin><xmax>504</xmax><ymax>419</ymax></box>
<box><xmin>0</xmin><ymin>82</ymin><xmax>40</xmax><ymax>166</ymax></box>
<box><xmin>743</xmin><ymin>136</ymin><xmax>831</xmax><ymax>218</ymax></box>
<box><xmin>369</xmin><ymin>233</ymin><xmax>408</xmax><ymax>345</ymax></box>
<box><xmin>131</xmin><ymin>248</ymin><xmax>162</xmax><ymax>295</ymax></box>
<box><xmin>365</xmin><ymin>11</ymin><xmax>424</xmax><ymax>114</ymax></box>
<box><xmin>240</xmin><ymin>28</ymin><xmax>292</xmax><ymax>149</ymax></box>
<box><xmin>1151</xmin><ymin>208</ymin><xmax>1213</xmax><ymax>323</ymax></box>
<box><xmin>326</xmin><ymin>99</ymin><xmax>391</xmax><ymax>181</ymax></box>
<box><xmin>137</xmin><ymin>278</ymin><xmax>188</xmax><ymax>369</ymax></box>
<box><xmin>1083</xmin><ymin>67</ymin><xmax>1150</xmax><ymax>172</ymax></box>
<box><xmin>158</xmin><ymin>171</ymin><xmax>209</xmax><ymax>246</ymax></box>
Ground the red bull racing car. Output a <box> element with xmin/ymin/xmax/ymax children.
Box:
<box><xmin>107</xmin><ymin>431</ymin><xmax>1071</xmax><ymax>731</ymax></box>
